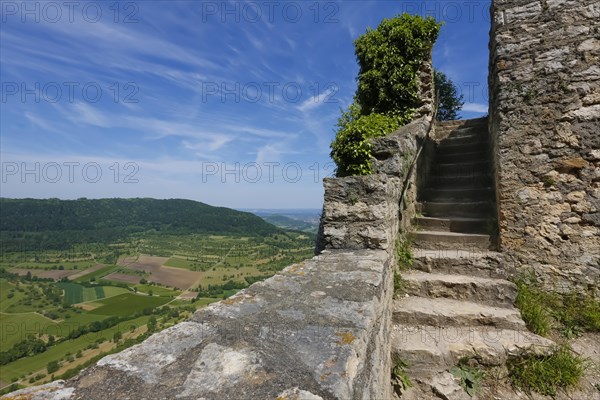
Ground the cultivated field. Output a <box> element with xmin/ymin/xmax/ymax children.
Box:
<box><xmin>57</xmin><ymin>283</ymin><xmax>129</xmax><ymax>305</ymax></box>
<box><xmin>118</xmin><ymin>256</ymin><xmax>201</xmax><ymax>290</ymax></box>
<box><xmin>102</xmin><ymin>272</ymin><xmax>141</xmax><ymax>284</ymax></box>
<box><xmin>0</xmin><ymin>313</ymin><xmax>55</xmax><ymax>348</ymax></box>
<box><xmin>132</xmin><ymin>284</ymin><xmax>180</xmax><ymax>297</ymax></box>
<box><xmin>87</xmin><ymin>293</ymin><xmax>171</xmax><ymax>317</ymax></box>
<box><xmin>0</xmin><ymin>315</ymin><xmax>153</xmax><ymax>383</ymax></box>
<box><xmin>71</xmin><ymin>265</ymin><xmax>118</xmax><ymax>283</ymax></box>
<box><xmin>9</xmin><ymin>269</ymin><xmax>80</xmax><ymax>280</ymax></box>
<box><xmin>67</xmin><ymin>264</ymin><xmax>106</xmax><ymax>281</ymax></box>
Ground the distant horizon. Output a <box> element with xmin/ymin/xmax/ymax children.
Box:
<box><xmin>0</xmin><ymin>196</ymin><xmax>323</xmax><ymax>212</ymax></box>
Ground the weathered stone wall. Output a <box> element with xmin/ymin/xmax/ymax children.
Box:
<box><xmin>489</xmin><ymin>0</ymin><xmax>600</xmax><ymax>292</ymax></box>
<box><xmin>316</xmin><ymin>118</ymin><xmax>430</xmax><ymax>253</ymax></box>
<box><xmin>316</xmin><ymin>174</ymin><xmax>403</xmax><ymax>251</ymax></box>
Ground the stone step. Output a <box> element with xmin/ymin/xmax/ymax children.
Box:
<box><xmin>412</xmin><ymin>231</ymin><xmax>491</xmax><ymax>250</ymax></box>
<box><xmin>435</xmin><ymin>120</ymin><xmax>468</xmax><ymax>129</ymax></box>
<box><xmin>435</xmin><ymin>117</ymin><xmax>486</xmax><ymax>130</ymax></box>
<box><xmin>413</xmin><ymin>216</ymin><xmax>491</xmax><ymax>234</ymax></box>
<box><xmin>426</xmin><ymin>173</ymin><xmax>493</xmax><ymax>188</ymax></box>
<box><xmin>401</xmin><ymin>270</ymin><xmax>517</xmax><ymax>307</ymax></box>
<box><xmin>436</xmin><ymin>151</ymin><xmax>487</xmax><ymax>164</ymax></box>
<box><xmin>390</xmin><ymin>324</ymin><xmax>554</xmax><ymax>375</ymax></box>
<box><xmin>440</xmin><ymin>134</ymin><xmax>488</xmax><ymax>146</ymax></box>
<box><xmin>421</xmin><ymin>187</ymin><xmax>494</xmax><ymax>202</ymax></box>
<box><xmin>436</xmin><ymin>125</ymin><xmax>487</xmax><ymax>138</ymax></box>
<box><xmin>436</xmin><ymin>141</ymin><xmax>488</xmax><ymax>155</ymax></box>
<box><xmin>420</xmin><ymin>201</ymin><xmax>494</xmax><ymax>218</ymax></box>
<box><xmin>429</xmin><ymin>161</ymin><xmax>491</xmax><ymax>177</ymax></box>
<box><xmin>393</xmin><ymin>297</ymin><xmax>526</xmax><ymax>330</ymax></box>
<box><xmin>435</xmin><ymin>130</ymin><xmax>487</xmax><ymax>142</ymax></box>
<box><xmin>412</xmin><ymin>248</ymin><xmax>506</xmax><ymax>279</ymax></box>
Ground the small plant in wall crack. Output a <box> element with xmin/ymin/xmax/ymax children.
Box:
<box><xmin>347</xmin><ymin>190</ymin><xmax>359</xmax><ymax>205</ymax></box>
<box><xmin>391</xmin><ymin>357</ymin><xmax>413</xmax><ymax>395</ymax></box>
<box><xmin>543</xmin><ymin>177</ymin><xmax>556</xmax><ymax>188</ymax></box>
<box><xmin>395</xmin><ymin>237</ymin><xmax>413</xmax><ymax>271</ymax></box>
<box><xmin>394</xmin><ymin>272</ymin><xmax>406</xmax><ymax>296</ymax></box>
<box><xmin>450</xmin><ymin>357</ymin><xmax>484</xmax><ymax>397</ymax></box>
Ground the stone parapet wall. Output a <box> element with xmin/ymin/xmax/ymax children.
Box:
<box><xmin>316</xmin><ymin>118</ymin><xmax>429</xmax><ymax>253</ymax></box>
<box><xmin>489</xmin><ymin>0</ymin><xmax>600</xmax><ymax>292</ymax></box>
<box><xmin>1</xmin><ymin>250</ymin><xmax>394</xmax><ymax>400</ymax></box>
<box><xmin>316</xmin><ymin>174</ymin><xmax>402</xmax><ymax>251</ymax></box>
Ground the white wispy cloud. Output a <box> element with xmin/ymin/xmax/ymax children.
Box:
<box><xmin>462</xmin><ymin>103</ymin><xmax>488</xmax><ymax>113</ymax></box>
<box><xmin>68</xmin><ymin>103</ymin><xmax>113</xmax><ymax>128</ymax></box>
<box><xmin>24</xmin><ymin>113</ymin><xmax>59</xmax><ymax>133</ymax></box>
<box><xmin>297</xmin><ymin>86</ymin><xmax>337</xmax><ymax>112</ymax></box>
<box><xmin>254</xmin><ymin>143</ymin><xmax>286</xmax><ymax>165</ymax></box>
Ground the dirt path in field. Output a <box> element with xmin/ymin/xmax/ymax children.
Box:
<box><xmin>177</xmin><ymin>291</ymin><xmax>198</xmax><ymax>300</ymax></box>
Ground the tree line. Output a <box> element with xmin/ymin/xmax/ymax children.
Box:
<box><xmin>0</xmin><ymin>198</ymin><xmax>282</xmax><ymax>251</ymax></box>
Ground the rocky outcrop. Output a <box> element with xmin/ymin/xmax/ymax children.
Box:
<box><xmin>489</xmin><ymin>0</ymin><xmax>600</xmax><ymax>294</ymax></box>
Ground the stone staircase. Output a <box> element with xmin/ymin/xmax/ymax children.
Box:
<box><xmin>392</xmin><ymin>119</ymin><xmax>555</xmax><ymax>398</ymax></box>
<box><xmin>413</xmin><ymin>118</ymin><xmax>495</xmax><ymax>251</ymax></box>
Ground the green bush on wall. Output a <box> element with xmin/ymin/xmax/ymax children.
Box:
<box><xmin>331</xmin><ymin>13</ymin><xmax>441</xmax><ymax>176</ymax></box>
<box><xmin>331</xmin><ymin>113</ymin><xmax>404</xmax><ymax>176</ymax></box>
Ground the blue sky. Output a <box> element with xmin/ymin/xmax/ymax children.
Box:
<box><xmin>1</xmin><ymin>0</ymin><xmax>490</xmax><ymax>209</ymax></box>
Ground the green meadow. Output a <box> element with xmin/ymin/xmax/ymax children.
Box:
<box><xmin>88</xmin><ymin>294</ymin><xmax>171</xmax><ymax>317</ymax></box>
<box><xmin>57</xmin><ymin>282</ymin><xmax>129</xmax><ymax>305</ymax></box>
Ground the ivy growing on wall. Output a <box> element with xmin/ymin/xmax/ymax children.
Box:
<box><xmin>331</xmin><ymin>13</ymin><xmax>441</xmax><ymax>176</ymax></box>
<box><xmin>331</xmin><ymin>112</ymin><xmax>403</xmax><ymax>176</ymax></box>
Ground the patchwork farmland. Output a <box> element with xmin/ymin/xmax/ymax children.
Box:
<box><xmin>0</xmin><ymin>230</ymin><xmax>314</xmax><ymax>394</ymax></box>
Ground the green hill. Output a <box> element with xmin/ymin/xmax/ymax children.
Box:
<box><xmin>0</xmin><ymin>198</ymin><xmax>282</xmax><ymax>251</ymax></box>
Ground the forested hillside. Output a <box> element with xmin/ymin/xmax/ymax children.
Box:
<box><xmin>0</xmin><ymin>198</ymin><xmax>282</xmax><ymax>251</ymax></box>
